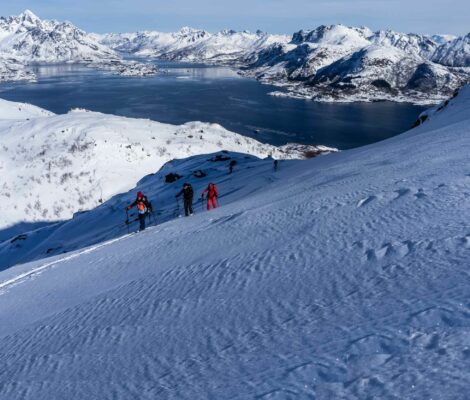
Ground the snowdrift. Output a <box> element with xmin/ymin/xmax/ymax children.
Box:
<box><xmin>0</xmin><ymin>86</ymin><xmax>469</xmax><ymax>399</ymax></box>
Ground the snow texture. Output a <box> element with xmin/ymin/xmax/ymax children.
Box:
<box><xmin>0</xmin><ymin>84</ymin><xmax>469</xmax><ymax>399</ymax></box>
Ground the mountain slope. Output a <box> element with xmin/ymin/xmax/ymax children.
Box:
<box><xmin>432</xmin><ymin>33</ymin><xmax>470</xmax><ymax>67</ymax></box>
<box><xmin>0</xmin><ymin>86</ymin><xmax>469</xmax><ymax>399</ymax></box>
<box><xmin>0</xmin><ymin>100</ymin><xmax>334</xmax><ymax>230</ymax></box>
<box><xmin>245</xmin><ymin>25</ymin><xmax>470</xmax><ymax>104</ymax></box>
<box><xmin>0</xmin><ymin>10</ymin><xmax>156</xmax><ymax>82</ymax></box>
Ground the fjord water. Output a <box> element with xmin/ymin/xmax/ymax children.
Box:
<box><xmin>0</xmin><ymin>61</ymin><xmax>427</xmax><ymax>149</ymax></box>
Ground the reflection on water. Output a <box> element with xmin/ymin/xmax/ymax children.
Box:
<box><xmin>0</xmin><ymin>61</ymin><xmax>427</xmax><ymax>149</ymax></box>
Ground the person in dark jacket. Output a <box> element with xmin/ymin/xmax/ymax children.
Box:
<box><xmin>229</xmin><ymin>160</ymin><xmax>237</xmax><ymax>174</ymax></box>
<box><xmin>127</xmin><ymin>191</ymin><xmax>153</xmax><ymax>231</ymax></box>
<box><xmin>176</xmin><ymin>183</ymin><xmax>194</xmax><ymax>216</ymax></box>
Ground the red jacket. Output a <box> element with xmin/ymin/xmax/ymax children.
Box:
<box><xmin>203</xmin><ymin>184</ymin><xmax>218</xmax><ymax>199</ymax></box>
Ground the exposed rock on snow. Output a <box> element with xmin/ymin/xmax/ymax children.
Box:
<box><xmin>243</xmin><ymin>25</ymin><xmax>470</xmax><ymax>104</ymax></box>
<box><xmin>0</xmin><ymin>99</ymin><xmax>336</xmax><ymax>229</ymax></box>
<box><xmin>0</xmin><ymin>10</ymin><xmax>156</xmax><ymax>81</ymax></box>
<box><xmin>0</xmin><ymin>57</ymin><xmax>35</xmax><ymax>82</ymax></box>
<box><xmin>432</xmin><ymin>33</ymin><xmax>470</xmax><ymax>67</ymax></box>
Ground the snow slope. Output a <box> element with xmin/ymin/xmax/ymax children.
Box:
<box><xmin>0</xmin><ymin>10</ymin><xmax>156</xmax><ymax>82</ymax></box>
<box><xmin>0</xmin><ymin>151</ymin><xmax>285</xmax><ymax>268</ymax></box>
<box><xmin>0</xmin><ymin>100</ymin><xmax>334</xmax><ymax>230</ymax></box>
<box><xmin>0</xmin><ymin>85</ymin><xmax>469</xmax><ymax>398</ymax></box>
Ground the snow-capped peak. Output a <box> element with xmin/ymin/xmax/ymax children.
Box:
<box><xmin>291</xmin><ymin>24</ymin><xmax>372</xmax><ymax>47</ymax></box>
<box><xmin>18</xmin><ymin>9</ymin><xmax>40</xmax><ymax>21</ymax></box>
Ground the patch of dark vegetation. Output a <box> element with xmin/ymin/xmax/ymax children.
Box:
<box><xmin>412</xmin><ymin>114</ymin><xmax>429</xmax><ymax>128</ymax></box>
<box><xmin>165</xmin><ymin>173</ymin><xmax>182</xmax><ymax>183</ymax></box>
<box><xmin>10</xmin><ymin>234</ymin><xmax>27</xmax><ymax>244</ymax></box>
<box><xmin>193</xmin><ymin>170</ymin><xmax>207</xmax><ymax>178</ymax></box>
<box><xmin>208</xmin><ymin>155</ymin><xmax>232</xmax><ymax>162</ymax></box>
<box><xmin>304</xmin><ymin>150</ymin><xmax>323</xmax><ymax>159</ymax></box>
<box><xmin>371</xmin><ymin>79</ymin><xmax>392</xmax><ymax>90</ymax></box>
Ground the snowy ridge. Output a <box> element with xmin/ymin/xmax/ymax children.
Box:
<box><xmin>0</xmin><ymin>10</ymin><xmax>156</xmax><ymax>82</ymax></box>
<box><xmin>0</xmin><ymin>100</ymin><xmax>335</xmax><ymax>230</ymax></box>
<box><xmin>432</xmin><ymin>33</ymin><xmax>470</xmax><ymax>67</ymax></box>
<box><xmin>0</xmin><ymin>86</ymin><xmax>469</xmax><ymax>399</ymax></box>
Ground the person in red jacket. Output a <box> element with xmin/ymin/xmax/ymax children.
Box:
<box><xmin>126</xmin><ymin>191</ymin><xmax>153</xmax><ymax>231</ymax></box>
<box><xmin>201</xmin><ymin>183</ymin><xmax>218</xmax><ymax>210</ymax></box>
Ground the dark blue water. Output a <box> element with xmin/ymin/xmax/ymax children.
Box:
<box><xmin>0</xmin><ymin>61</ymin><xmax>427</xmax><ymax>149</ymax></box>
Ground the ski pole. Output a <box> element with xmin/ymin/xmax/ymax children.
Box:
<box><xmin>125</xmin><ymin>209</ymin><xmax>130</xmax><ymax>234</ymax></box>
<box><xmin>175</xmin><ymin>198</ymin><xmax>180</xmax><ymax>217</ymax></box>
<box><xmin>150</xmin><ymin>211</ymin><xmax>157</xmax><ymax>225</ymax></box>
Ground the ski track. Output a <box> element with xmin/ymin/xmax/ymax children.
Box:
<box><xmin>0</xmin><ymin>233</ymin><xmax>134</xmax><ymax>293</ymax></box>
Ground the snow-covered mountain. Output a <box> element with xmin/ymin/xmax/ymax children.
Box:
<box><xmin>245</xmin><ymin>25</ymin><xmax>470</xmax><ymax>103</ymax></box>
<box><xmin>101</xmin><ymin>23</ymin><xmax>470</xmax><ymax>104</ymax></box>
<box><xmin>432</xmin><ymin>33</ymin><xmax>470</xmax><ymax>67</ymax></box>
<box><xmin>99</xmin><ymin>27</ymin><xmax>290</xmax><ymax>64</ymax></box>
<box><xmin>0</xmin><ymin>10</ymin><xmax>156</xmax><ymax>82</ymax></box>
<box><xmin>0</xmin><ymin>83</ymin><xmax>469</xmax><ymax>398</ymax></box>
<box><xmin>0</xmin><ymin>98</ymin><xmax>335</xmax><ymax>231</ymax></box>
<box><xmin>0</xmin><ymin>57</ymin><xmax>35</xmax><ymax>82</ymax></box>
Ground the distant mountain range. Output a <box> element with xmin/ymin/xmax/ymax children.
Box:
<box><xmin>100</xmin><ymin>25</ymin><xmax>470</xmax><ymax>104</ymax></box>
<box><xmin>0</xmin><ymin>10</ymin><xmax>469</xmax><ymax>104</ymax></box>
<box><xmin>0</xmin><ymin>10</ymin><xmax>156</xmax><ymax>82</ymax></box>
<box><xmin>98</xmin><ymin>28</ymin><xmax>289</xmax><ymax>64</ymax></box>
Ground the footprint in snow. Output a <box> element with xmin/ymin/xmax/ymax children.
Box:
<box><xmin>357</xmin><ymin>195</ymin><xmax>377</xmax><ymax>208</ymax></box>
<box><xmin>414</xmin><ymin>188</ymin><xmax>427</xmax><ymax>199</ymax></box>
<box><xmin>393</xmin><ymin>188</ymin><xmax>412</xmax><ymax>200</ymax></box>
<box><xmin>364</xmin><ymin>241</ymin><xmax>413</xmax><ymax>261</ymax></box>
<box><xmin>461</xmin><ymin>235</ymin><xmax>470</xmax><ymax>248</ymax></box>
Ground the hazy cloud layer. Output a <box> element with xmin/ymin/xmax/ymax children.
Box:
<box><xmin>3</xmin><ymin>0</ymin><xmax>469</xmax><ymax>35</ymax></box>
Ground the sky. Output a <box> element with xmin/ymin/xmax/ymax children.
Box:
<box><xmin>2</xmin><ymin>0</ymin><xmax>469</xmax><ymax>35</ymax></box>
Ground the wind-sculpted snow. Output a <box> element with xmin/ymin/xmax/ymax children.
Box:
<box><xmin>0</xmin><ymin>100</ymin><xmax>335</xmax><ymax>230</ymax></box>
<box><xmin>0</xmin><ymin>86</ymin><xmax>469</xmax><ymax>399</ymax></box>
<box><xmin>0</xmin><ymin>10</ymin><xmax>156</xmax><ymax>81</ymax></box>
